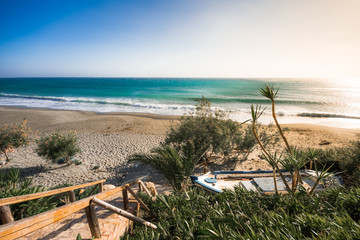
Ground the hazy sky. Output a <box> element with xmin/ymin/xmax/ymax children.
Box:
<box><xmin>0</xmin><ymin>0</ymin><xmax>359</xmax><ymax>78</ymax></box>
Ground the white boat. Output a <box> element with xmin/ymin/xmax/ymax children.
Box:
<box><xmin>190</xmin><ymin>170</ymin><xmax>342</xmax><ymax>194</ymax></box>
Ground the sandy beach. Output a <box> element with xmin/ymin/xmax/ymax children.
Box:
<box><xmin>1</xmin><ymin>106</ymin><xmax>360</xmax><ymax>190</ymax></box>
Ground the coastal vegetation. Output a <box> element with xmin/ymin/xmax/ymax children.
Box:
<box><xmin>0</xmin><ymin>119</ymin><xmax>82</xmax><ymax>166</ymax></box>
<box><xmin>129</xmin><ymin>97</ymin><xmax>258</xmax><ymax>192</ymax></box>
<box><xmin>124</xmin><ymin>86</ymin><xmax>360</xmax><ymax>239</ymax></box>
<box><xmin>36</xmin><ymin>131</ymin><xmax>81</xmax><ymax>164</ymax></box>
<box><xmin>0</xmin><ymin>120</ymin><xmax>31</xmax><ymax>163</ymax></box>
<box><xmin>165</xmin><ymin>97</ymin><xmax>247</xmax><ymax>158</ymax></box>
<box><xmin>300</xmin><ymin>142</ymin><xmax>360</xmax><ymax>187</ymax></box>
<box><xmin>0</xmin><ymin>168</ymin><xmax>102</xmax><ymax>224</ymax></box>
<box><xmin>0</xmin><ymin>168</ymin><xmax>60</xmax><ymax>221</ymax></box>
<box><xmin>129</xmin><ymin>143</ymin><xmax>208</xmax><ymax>192</ymax></box>
<box><xmin>1</xmin><ymin>87</ymin><xmax>360</xmax><ymax>239</ymax></box>
<box><xmin>251</xmin><ymin>86</ymin><xmax>333</xmax><ymax>194</ymax></box>
<box><xmin>122</xmin><ymin>186</ymin><xmax>360</xmax><ymax>239</ymax></box>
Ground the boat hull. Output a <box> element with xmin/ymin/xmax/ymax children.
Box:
<box><xmin>190</xmin><ymin>170</ymin><xmax>342</xmax><ymax>194</ymax></box>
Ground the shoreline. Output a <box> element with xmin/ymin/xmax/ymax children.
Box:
<box><xmin>0</xmin><ymin>105</ymin><xmax>178</xmax><ymax>135</ymax></box>
<box><xmin>1</xmin><ymin>105</ymin><xmax>360</xmax><ymax>189</ymax></box>
<box><xmin>0</xmin><ymin>105</ymin><xmax>180</xmax><ymax>120</ymax></box>
<box><xmin>1</xmin><ymin>105</ymin><xmax>360</xmax><ymax>130</ymax></box>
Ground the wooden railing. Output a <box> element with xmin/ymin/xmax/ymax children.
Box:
<box><xmin>0</xmin><ymin>179</ymin><xmax>156</xmax><ymax>240</ymax></box>
<box><xmin>0</xmin><ymin>179</ymin><xmax>105</xmax><ymax>224</ymax></box>
<box><xmin>0</xmin><ymin>179</ymin><xmax>105</xmax><ymax>207</ymax></box>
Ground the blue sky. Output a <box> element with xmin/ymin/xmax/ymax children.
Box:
<box><xmin>0</xmin><ymin>0</ymin><xmax>359</xmax><ymax>78</ymax></box>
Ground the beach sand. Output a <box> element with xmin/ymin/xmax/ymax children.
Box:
<box><xmin>1</xmin><ymin>106</ymin><xmax>359</xmax><ymax>190</ymax></box>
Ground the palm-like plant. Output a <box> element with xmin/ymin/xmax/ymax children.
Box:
<box><xmin>129</xmin><ymin>142</ymin><xmax>208</xmax><ymax>192</ymax></box>
<box><xmin>308</xmin><ymin>162</ymin><xmax>335</xmax><ymax>194</ymax></box>
<box><xmin>256</xmin><ymin>87</ymin><xmax>301</xmax><ymax>192</ymax></box>
<box><xmin>251</xmin><ymin>104</ymin><xmax>291</xmax><ymax>193</ymax></box>
<box><xmin>279</xmin><ymin>148</ymin><xmax>309</xmax><ymax>191</ymax></box>
<box><xmin>255</xmin><ymin>86</ymin><xmax>333</xmax><ymax>194</ymax></box>
<box><xmin>306</xmin><ymin>148</ymin><xmax>321</xmax><ymax>170</ymax></box>
<box><xmin>262</xmin><ymin>86</ymin><xmax>306</xmax><ymax>191</ymax></box>
<box><xmin>260</xmin><ymin>86</ymin><xmax>292</xmax><ymax>154</ymax></box>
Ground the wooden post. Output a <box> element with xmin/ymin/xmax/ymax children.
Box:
<box><xmin>87</xmin><ymin>185</ymin><xmax>98</xmax><ymax>197</ymax></box>
<box><xmin>126</xmin><ymin>186</ymin><xmax>153</xmax><ymax>217</ymax></box>
<box><xmin>0</xmin><ymin>182</ymin><xmax>138</xmax><ymax>240</ymax></box>
<box><xmin>92</xmin><ymin>197</ymin><xmax>157</xmax><ymax>229</ymax></box>
<box><xmin>99</xmin><ymin>183</ymin><xmax>104</xmax><ymax>193</ymax></box>
<box><xmin>138</xmin><ymin>181</ymin><xmax>142</xmax><ymax>192</ymax></box>
<box><xmin>138</xmin><ymin>181</ymin><xmax>152</xmax><ymax>198</ymax></box>
<box><xmin>0</xmin><ymin>205</ymin><xmax>14</xmax><ymax>224</ymax></box>
<box><xmin>68</xmin><ymin>190</ymin><xmax>76</xmax><ymax>203</ymax></box>
<box><xmin>85</xmin><ymin>203</ymin><xmax>101</xmax><ymax>238</ymax></box>
<box><xmin>135</xmin><ymin>200</ymin><xmax>141</xmax><ymax>217</ymax></box>
<box><xmin>78</xmin><ymin>188</ymin><xmax>85</xmax><ymax>195</ymax></box>
<box><xmin>122</xmin><ymin>189</ymin><xmax>129</xmax><ymax>211</ymax></box>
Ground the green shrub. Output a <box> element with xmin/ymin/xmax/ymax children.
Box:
<box><xmin>122</xmin><ymin>187</ymin><xmax>360</xmax><ymax>239</ymax></box>
<box><xmin>36</xmin><ymin>131</ymin><xmax>81</xmax><ymax>164</ymax></box>
<box><xmin>0</xmin><ymin>120</ymin><xmax>31</xmax><ymax>163</ymax></box>
<box><xmin>0</xmin><ymin>168</ymin><xmax>57</xmax><ymax>221</ymax></box>
<box><xmin>301</xmin><ymin>142</ymin><xmax>360</xmax><ymax>187</ymax></box>
<box><xmin>165</xmin><ymin>97</ymin><xmax>247</xmax><ymax>158</ymax></box>
<box><xmin>0</xmin><ymin>168</ymin><xmax>101</xmax><ymax>223</ymax></box>
<box><xmin>129</xmin><ymin>142</ymin><xmax>207</xmax><ymax>191</ymax></box>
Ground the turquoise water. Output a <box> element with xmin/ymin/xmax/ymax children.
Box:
<box><xmin>1</xmin><ymin>78</ymin><xmax>360</xmax><ymax>126</ymax></box>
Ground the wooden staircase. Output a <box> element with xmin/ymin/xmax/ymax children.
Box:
<box><xmin>0</xmin><ymin>180</ymin><xmax>156</xmax><ymax>240</ymax></box>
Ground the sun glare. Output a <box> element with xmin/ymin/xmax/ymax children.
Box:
<box><xmin>328</xmin><ymin>78</ymin><xmax>360</xmax><ymax>88</ymax></box>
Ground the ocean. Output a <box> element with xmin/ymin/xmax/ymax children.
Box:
<box><xmin>1</xmin><ymin>78</ymin><xmax>360</xmax><ymax>128</ymax></box>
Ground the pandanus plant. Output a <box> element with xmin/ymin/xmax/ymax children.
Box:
<box><xmin>251</xmin><ymin>104</ymin><xmax>291</xmax><ymax>193</ymax></box>
<box><xmin>129</xmin><ymin>141</ymin><xmax>208</xmax><ymax>192</ymax></box>
<box><xmin>252</xmin><ymin>86</ymin><xmax>331</xmax><ymax>194</ymax></box>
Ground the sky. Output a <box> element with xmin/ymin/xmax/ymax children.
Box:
<box><xmin>0</xmin><ymin>0</ymin><xmax>359</xmax><ymax>78</ymax></box>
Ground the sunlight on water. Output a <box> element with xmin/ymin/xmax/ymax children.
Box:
<box><xmin>1</xmin><ymin>78</ymin><xmax>360</xmax><ymax>128</ymax></box>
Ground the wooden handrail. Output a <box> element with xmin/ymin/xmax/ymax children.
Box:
<box><xmin>138</xmin><ymin>180</ymin><xmax>153</xmax><ymax>199</ymax></box>
<box><xmin>0</xmin><ymin>179</ymin><xmax>106</xmax><ymax>207</ymax></box>
<box><xmin>126</xmin><ymin>186</ymin><xmax>153</xmax><ymax>216</ymax></box>
<box><xmin>92</xmin><ymin>197</ymin><xmax>157</xmax><ymax>229</ymax></box>
<box><xmin>0</xmin><ymin>181</ymin><xmax>138</xmax><ymax>240</ymax></box>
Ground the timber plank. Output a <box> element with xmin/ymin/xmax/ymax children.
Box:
<box><xmin>0</xmin><ymin>180</ymin><xmax>106</xmax><ymax>207</ymax></box>
<box><xmin>0</xmin><ymin>182</ymin><xmax>137</xmax><ymax>240</ymax></box>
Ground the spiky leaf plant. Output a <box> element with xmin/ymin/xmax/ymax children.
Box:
<box><xmin>255</xmin><ymin>86</ymin><xmax>326</xmax><ymax>193</ymax></box>
<box><xmin>260</xmin><ymin>86</ymin><xmax>292</xmax><ymax>154</ymax></box>
<box><xmin>251</xmin><ymin>104</ymin><xmax>291</xmax><ymax>192</ymax></box>
<box><xmin>0</xmin><ymin>169</ymin><xmax>57</xmax><ymax>220</ymax></box>
<box><xmin>122</xmin><ymin>187</ymin><xmax>360</xmax><ymax>239</ymax></box>
<box><xmin>129</xmin><ymin>142</ymin><xmax>208</xmax><ymax>192</ymax></box>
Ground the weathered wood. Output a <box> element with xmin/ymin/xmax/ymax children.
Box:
<box><xmin>126</xmin><ymin>186</ymin><xmax>152</xmax><ymax>216</ymax></box>
<box><xmin>85</xmin><ymin>203</ymin><xmax>101</xmax><ymax>238</ymax></box>
<box><xmin>122</xmin><ymin>189</ymin><xmax>129</xmax><ymax>211</ymax></box>
<box><xmin>68</xmin><ymin>191</ymin><xmax>76</xmax><ymax>203</ymax></box>
<box><xmin>92</xmin><ymin>198</ymin><xmax>157</xmax><ymax>229</ymax></box>
<box><xmin>0</xmin><ymin>206</ymin><xmax>14</xmax><ymax>224</ymax></box>
<box><xmin>0</xmin><ymin>179</ymin><xmax>106</xmax><ymax>207</ymax></box>
<box><xmin>138</xmin><ymin>181</ymin><xmax>152</xmax><ymax>198</ymax></box>
<box><xmin>138</xmin><ymin>182</ymin><xmax>142</xmax><ymax>192</ymax></box>
<box><xmin>135</xmin><ymin>200</ymin><xmax>141</xmax><ymax>217</ymax></box>
<box><xmin>0</xmin><ymin>181</ymin><xmax>138</xmax><ymax>240</ymax></box>
<box><xmin>86</xmin><ymin>185</ymin><xmax>99</xmax><ymax>197</ymax></box>
<box><xmin>220</xmin><ymin>172</ymin><xmax>292</xmax><ymax>179</ymax></box>
<box><xmin>99</xmin><ymin>183</ymin><xmax>104</xmax><ymax>193</ymax></box>
<box><xmin>78</xmin><ymin>188</ymin><xmax>85</xmax><ymax>195</ymax></box>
